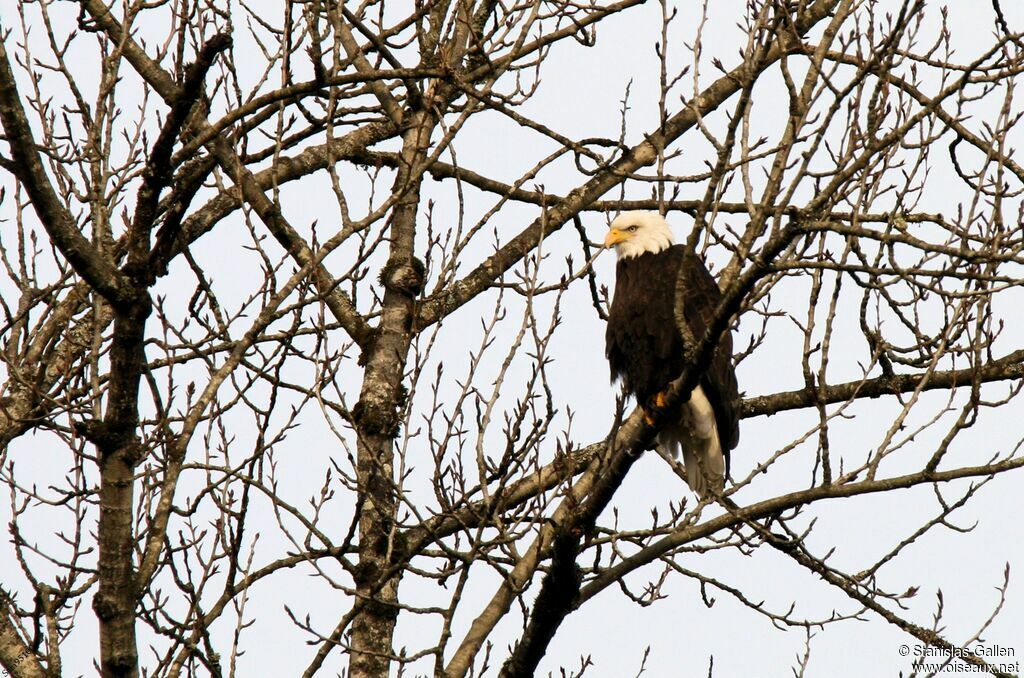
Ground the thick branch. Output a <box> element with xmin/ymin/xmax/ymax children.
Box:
<box><xmin>742</xmin><ymin>349</ymin><xmax>1024</xmax><ymax>418</ymax></box>
<box><xmin>78</xmin><ymin>0</ymin><xmax>376</xmax><ymax>349</ymax></box>
<box><xmin>0</xmin><ymin>28</ymin><xmax>131</xmax><ymax>308</ymax></box>
<box><xmin>497</xmin><ymin>415</ymin><xmax>653</xmax><ymax>678</ymax></box>
<box><xmin>0</xmin><ymin>598</ymin><xmax>47</xmax><ymax>678</ymax></box>
<box><xmin>415</xmin><ymin>0</ymin><xmax>843</xmax><ymax>331</ymax></box>
<box><xmin>129</xmin><ymin>33</ymin><xmax>231</xmax><ymax>283</ymax></box>
<box><xmin>577</xmin><ymin>455</ymin><xmax>1024</xmax><ymax>604</ymax></box>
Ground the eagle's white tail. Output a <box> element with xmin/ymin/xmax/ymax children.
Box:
<box><xmin>656</xmin><ymin>385</ymin><xmax>725</xmax><ymax>499</ymax></box>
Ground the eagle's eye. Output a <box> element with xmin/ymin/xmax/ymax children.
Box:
<box><xmin>627</xmin><ymin>225</ymin><xmax>638</xmax><ymax>232</ymax></box>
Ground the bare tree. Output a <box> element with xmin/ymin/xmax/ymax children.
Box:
<box><xmin>1</xmin><ymin>1</ymin><xmax>1022</xmax><ymax>677</ymax></box>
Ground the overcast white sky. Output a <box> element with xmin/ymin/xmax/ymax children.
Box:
<box><xmin>3</xmin><ymin>1</ymin><xmax>1024</xmax><ymax>676</ymax></box>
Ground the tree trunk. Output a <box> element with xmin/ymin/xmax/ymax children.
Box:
<box><xmin>349</xmin><ymin>111</ymin><xmax>433</xmax><ymax>678</ymax></box>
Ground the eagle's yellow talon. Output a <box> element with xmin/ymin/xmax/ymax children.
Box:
<box><xmin>643</xmin><ymin>410</ymin><xmax>656</xmax><ymax>426</ymax></box>
<box><xmin>654</xmin><ymin>391</ymin><xmax>667</xmax><ymax>408</ymax></box>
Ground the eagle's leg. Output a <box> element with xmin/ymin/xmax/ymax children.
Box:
<box><xmin>643</xmin><ymin>391</ymin><xmax>670</xmax><ymax>425</ymax></box>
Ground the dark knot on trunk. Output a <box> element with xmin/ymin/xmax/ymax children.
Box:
<box><xmin>379</xmin><ymin>257</ymin><xmax>425</xmax><ymax>297</ymax></box>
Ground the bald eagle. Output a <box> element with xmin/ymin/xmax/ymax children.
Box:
<box><xmin>603</xmin><ymin>211</ymin><xmax>740</xmax><ymax>497</ymax></box>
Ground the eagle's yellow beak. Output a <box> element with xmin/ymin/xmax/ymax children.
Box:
<box><xmin>604</xmin><ymin>227</ymin><xmax>629</xmax><ymax>248</ymax></box>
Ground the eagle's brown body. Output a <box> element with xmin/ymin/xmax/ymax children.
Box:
<box><xmin>605</xmin><ymin>245</ymin><xmax>740</xmax><ymax>453</ymax></box>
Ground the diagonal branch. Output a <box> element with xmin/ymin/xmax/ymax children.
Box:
<box><xmin>760</xmin><ymin>520</ymin><xmax>1016</xmax><ymax>678</ymax></box>
<box><xmin>0</xmin><ymin>595</ymin><xmax>47</xmax><ymax>678</ymax></box>
<box><xmin>0</xmin><ymin>28</ymin><xmax>132</xmax><ymax>308</ymax></box>
<box><xmin>331</xmin><ymin>6</ymin><xmax>405</xmax><ymax>125</ymax></box>
<box><xmin>128</xmin><ymin>33</ymin><xmax>231</xmax><ymax>282</ymax></box>
<box><xmin>78</xmin><ymin>0</ymin><xmax>376</xmax><ymax>350</ymax></box>
<box><xmin>576</xmin><ymin>455</ymin><xmax>1024</xmax><ymax>606</ymax></box>
<box><xmin>414</xmin><ymin>0</ymin><xmax>844</xmax><ymax>331</ymax></box>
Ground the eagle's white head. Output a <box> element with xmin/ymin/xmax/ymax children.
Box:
<box><xmin>603</xmin><ymin>211</ymin><xmax>675</xmax><ymax>259</ymax></box>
